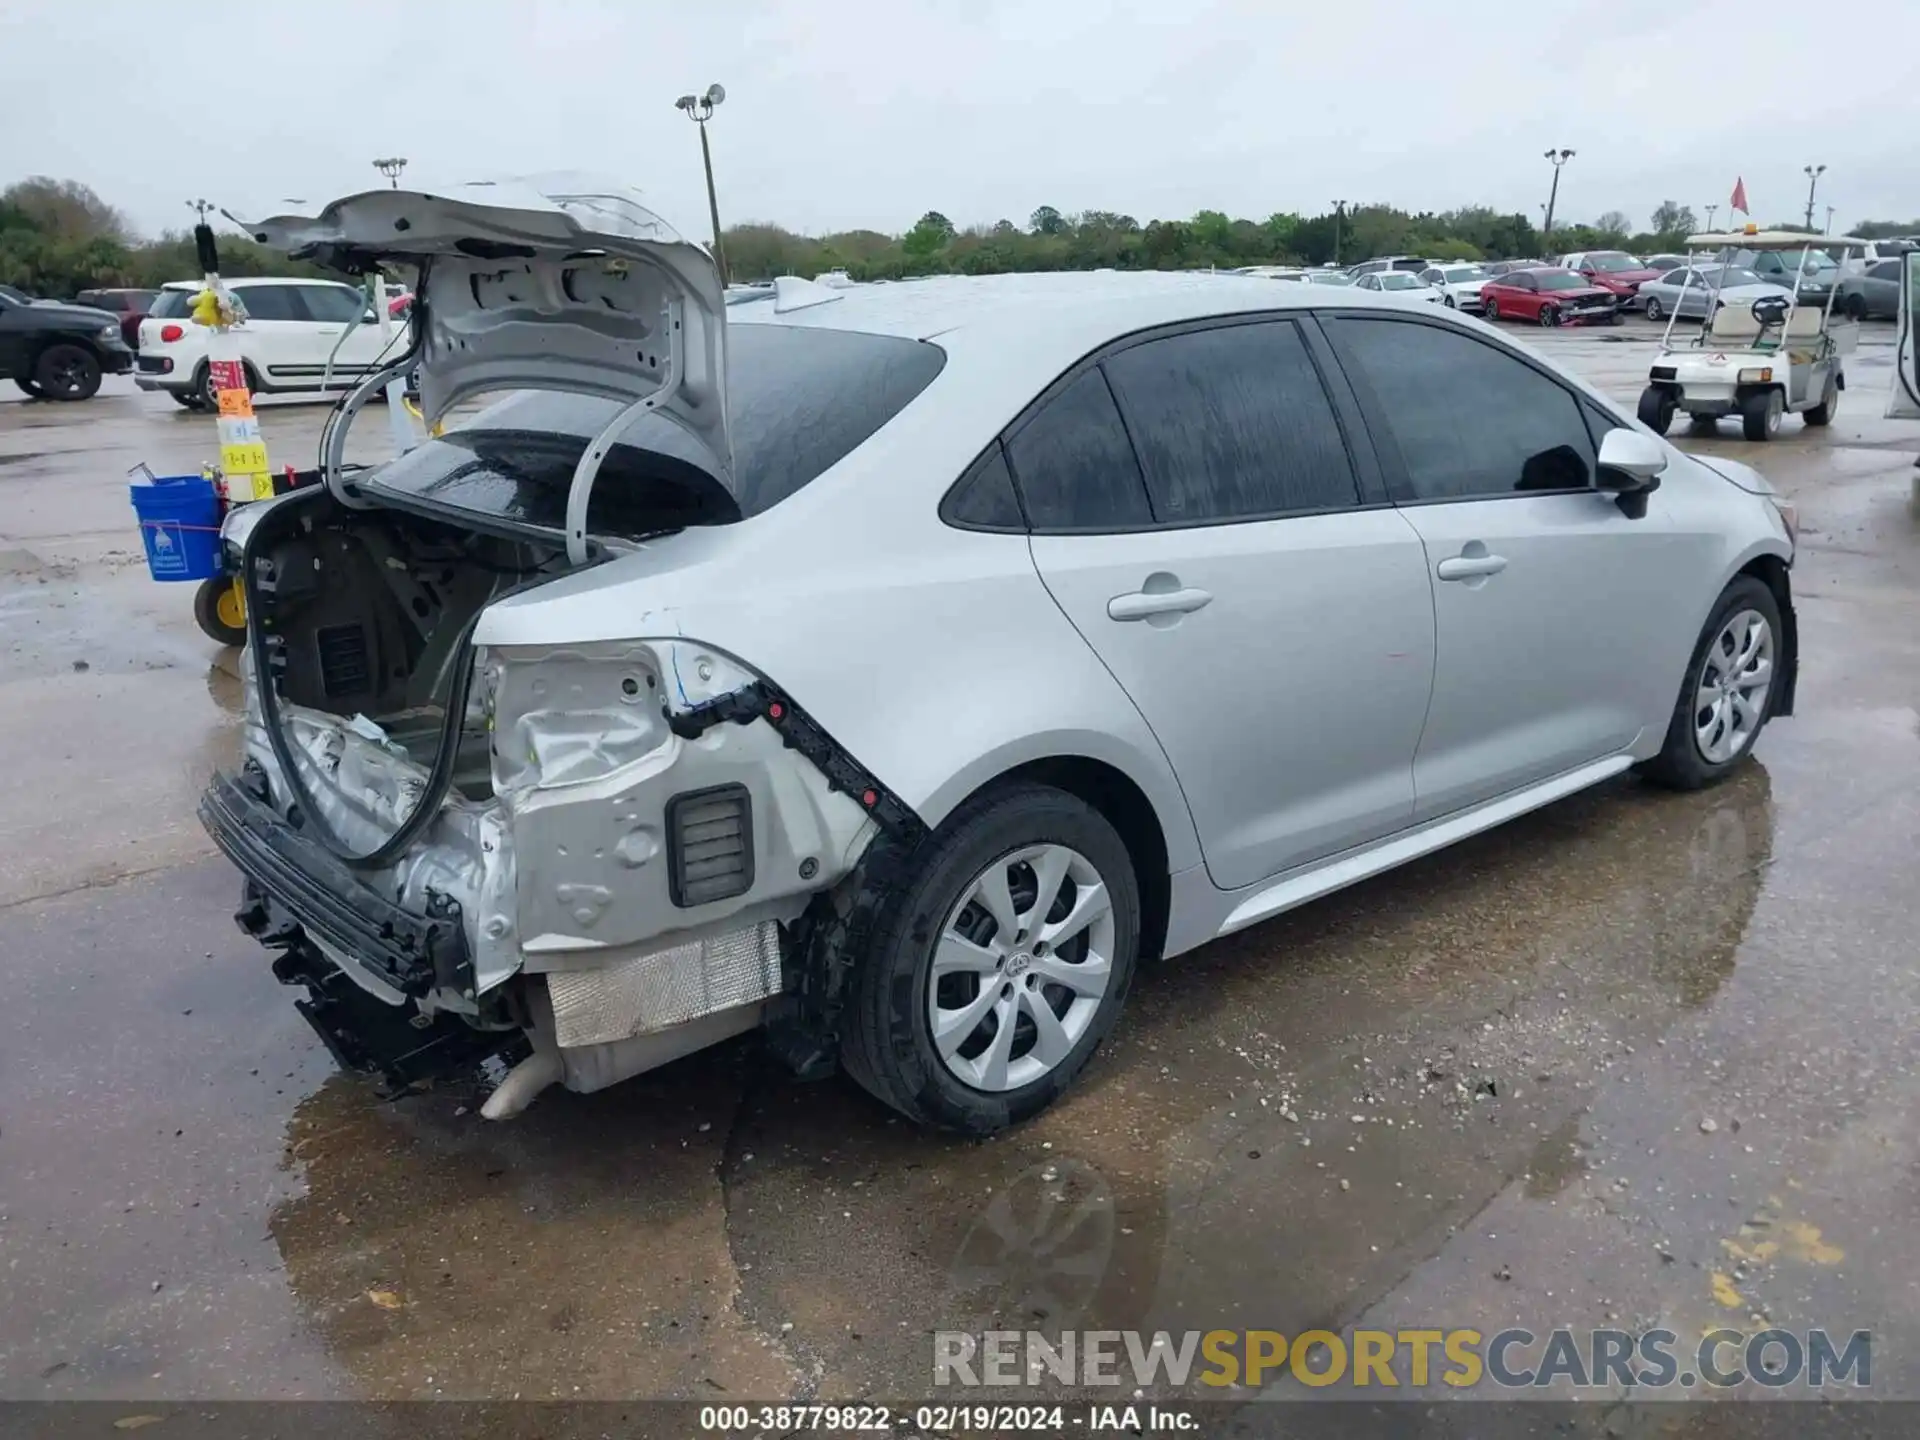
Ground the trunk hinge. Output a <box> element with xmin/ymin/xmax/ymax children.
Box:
<box><xmin>562</xmin><ymin>297</ymin><xmax>685</xmax><ymax>566</ymax></box>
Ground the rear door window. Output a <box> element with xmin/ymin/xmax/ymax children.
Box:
<box><xmin>1100</xmin><ymin>320</ymin><xmax>1361</xmax><ymax>524</ymax></box>
<box><xmin>148</xmin><ymin>290</ymin><xmax>196</xmax><ymax>319</ymax></box>
<box><xmin>297</xmin><ymin>285</ymin><xmax>368</xmax><ymax>323</ymax></box>
<box><xmin>236</xmin><ymin>286</ymin><xmax>303</xmax><ymax>322</ymax></box>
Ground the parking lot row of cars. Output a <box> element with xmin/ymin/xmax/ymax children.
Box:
<box><xmin>1235</xmin><ymin>240</ymin><xmax>1914</xmax><ymax>327</ymax></box>
<box><xmin>6</xmin><ymin>235</ymin><xmax>1910</xmax><ymax>403</ymax></box>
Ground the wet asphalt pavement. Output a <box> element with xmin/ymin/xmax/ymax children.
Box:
<box><xmin>2</xmin><ymin>318</ymin><xmax>1919</xmax><ymax>1415</ymax></box>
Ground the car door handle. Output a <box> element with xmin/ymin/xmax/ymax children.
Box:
<box><xmin>1435</xmin><ymin>553</ymin><xmax>1508</xmax><ymax>581</ymax></box>
<box><xmin>1108</xmin><ymin>586</ymin><xmax>1213</xmax><ymax>621</ymax></box>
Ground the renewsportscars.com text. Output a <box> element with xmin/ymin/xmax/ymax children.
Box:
<box><xmin>933</xmin><ymin>1327</ymin><xmax>1871</xmax><ymax>1391</ymax></box>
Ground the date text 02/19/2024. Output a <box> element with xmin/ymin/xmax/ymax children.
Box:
<box><xmin>697</xmin><ymin>1403</ymin><xmax>1198</xmax><ymax>1431</ymax></box>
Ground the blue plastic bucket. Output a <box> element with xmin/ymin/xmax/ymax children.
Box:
<box><xmin>130</xmin><ymin>474</ymin><xmax>222</xmax><ymax>582</ymax></box>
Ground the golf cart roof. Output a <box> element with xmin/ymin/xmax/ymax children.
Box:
<box><xmin>1686</xmin><ymin>231</ymin><xmax>1867</xmax><ymax>251</ymax></box>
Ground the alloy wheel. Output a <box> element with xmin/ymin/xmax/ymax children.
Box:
<box><xmin>1694</xmin><ymin>609</ymin><xmax>1774</xmax><ymax>764</ymax></box>
<box><xmin>1539</xmin><ymin>305</ymin><xmax>1560</xmax><ymax>327</ymax></box>
<box><xmin>928</xmin><ymin>843</ymin><xmax>1116</xmax><ymax>1093</ymax></box>
<box><xmin>46</xmin><ymin>354</ymin><xmax>93</xmax><ymax>397</ymax></box>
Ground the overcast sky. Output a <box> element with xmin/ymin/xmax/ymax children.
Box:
<box><xmin>4</xmin><ymin>0</ymin><xmax>1916</xmax><ymax>241</ymax></box>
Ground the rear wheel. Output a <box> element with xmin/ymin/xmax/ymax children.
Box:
<box><xmin>1641</xmin><ymin>577</ymin><xmax>1782</xmax><ymax>790</ymax></box>
<box><xmin>839</xmin><ymin>783</ymin><xmax>1141</xmax><ymax>1133</ymax></box>
<box><xmin>1805</xmin><ymin>375</ymin><xmax>1838</xmax><ymax>427</ymax></box>
<box><xmin>1741</xmin><ymin>388</ymin><xmax>1783</xmax><ymax>441</ymax></box>
<box><xmin>1637</xmin><ymin>386</ymin><xmax>1676</xmax><ymax>435</ymax></box>
<box><xmin>1845</xmin><ymin>293</ymin><xmax>1868</xmax><ymax>321</ymax></box>
<box><xmin>1644</xmin><ymin>296</ymin><xmax>1666</xmax><ymax>321</ymax></box>
<box><xmin>170</xmin><ymin>391</ymin><xmax>203</xmax><ymax>410</ymax></box>
<box><xmin>33</xmin><ymin>345</ymin><xmax>102</xmax><ymax>401</ymax></box>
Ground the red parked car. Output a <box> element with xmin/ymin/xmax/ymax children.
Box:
<box><xmin>1479</xmin><ymin>268</ymin><xmax>1622</xmax><ymax>327</ymax></box>
<box><xmin>73</xmin><ymin>288</ymin><xmax>158</xmax><ymax>349</ymax></box>
<box><xmin>1557</xmin><ymin>250</ymin><xmax>1667</xmax><ymax>309</ymax></box>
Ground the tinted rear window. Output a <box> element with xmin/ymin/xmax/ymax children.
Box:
<box><xmin>366</xmin><ymin>324</ymin><xmax>946</xmax><ymax>535</ymax></box>
<box><xmin>149</xmin><ymin>289</ymin><xmax>196</xmax><ymax>318</ymax></box>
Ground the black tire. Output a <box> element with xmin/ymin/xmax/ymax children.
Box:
<box><xmin>1640</xmin><ymin>576</ymin><xmax>1784</xmax><ymax>790</ymax></box>
<box><xmin>192</xmin><ymin>577</ymin><xmax>248</xmax><ymax>647</ymax></box>
<box><xmin>1644</xmin><ymin>296</ymin><xmax>1665</xmax><ymax>321</ymax></box>
<box><xmin>1483</xmin><ymin>299</ymin><xmax>1500</xmax><ymax>322</ymax></box>
<box><xmin>1538</xmin><ymin>304</ymin><xmax>1560</xmax><ymax>327</ymax></box>
<box><xmin>33</xmin><ymin>344</ymin><xmax>102</xmax><ymax>401</ymax></box>
<box><xmin>1637</xmin><ymin>386</ymin><xmax>1675</xmax><ymax>435</ymax></box>
<box><xmin>1845</xmin><ymin>293</ymin><xmax>1868</xmax><ymax>321</ymax></box>
<box><xmin>1804</xmin><ymin>376</ymin><xmax>1837</xmax><ymax>427</ymax></box>
<box><xmin>13</xmin><ymin>376</ymin><xmax>45</xmax><ymax>399</ymax></box>
<box><xmin>1608</xmin><ymin>309</ymin><xmax>1625</xmax><ymax>326</ymax></box>
<box><xmin>1443</xmin><ymin>294</ymin><xmax>1456</xmax><ymax>308</ymax></box>
<box><xmin>170</xmin><ymin>391</ymin><xmax>204</xmax><ymax>410</ymax></box>
<box><xmin>1740</xmin><ymin>388</ymin><xmax>1782</xmax><ymax>441</ymax></box>
<box><xmin>839</xmin><ymin>782</ymin><xmax>1141</xmax><ymax>1133</ymax></box>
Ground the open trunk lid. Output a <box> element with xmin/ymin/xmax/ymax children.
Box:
<box><xmin>237</xmin><ymin>176</ymin><xmax>731</xmax><ymax>486</ymax></box>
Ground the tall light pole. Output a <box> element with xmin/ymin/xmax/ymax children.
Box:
<box><xmin>1540</xmin><ymin>148</ymin><xmax>1574</xmax><ymax>243</ymax></box>
<box><xmin>1703</xmin><ymin>203</ymin><xmax>1718</xmax><ymax>233</ymax></box>
<box><xmin>1331</xmin><ymin>200</ymin><xmax>1346</xmax><ymax>266</ymax></box>
<box><xmin>676</xmin><ymin>84</ymin><xmax>729</xmax><ymax>285</ymax></box>
<box><xmin>373</xmin><ymin>158</ymin><xmax>407</xmax><ymax>189</ymax></box>
<box><xmin>1802</xmin><ymin>164</ymin><xmax>1826</xmax><ymax>231</ymax></box>
<box><xmin>1824</xmin><ymin>204</ymin><xmax>1836</xmax><ymax>236</ymax></box>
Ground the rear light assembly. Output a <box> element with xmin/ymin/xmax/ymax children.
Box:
<box><xmin>159</xmin><ymin>324</ymin><xmax>184</xmax><ymax>343</ymax></box>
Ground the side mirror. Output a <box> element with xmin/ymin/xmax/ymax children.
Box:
<box><xmin>1597</xmin><ymin>428</ymin><xmax>1667</xmax><ymax>518</ymax></box>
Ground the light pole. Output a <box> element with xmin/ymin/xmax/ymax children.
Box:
<box><xmin>1704</xmin><ymin>203</ymin><xmax>1718</xmax><ymax>232</ymax></box>
<box><xmin>373</xmin><ymin>157</ymin><xmax>408</xmax><ymax>189</ymax></box>
<box><xmin>1331</xmin><ymin>200</ymin><xmax>1346</xmax><ymax>266</ymax></box>
<box><xmin>1802</xmin><ymin>164</ymin><xmax>1826</xmax><ymax>231</ymax></box>
<box><xmin>1540</xmin><ymin>148</ymin><xmax>1574</xmax><ymax>243</ymax></box>
<box><xmin>676</xmin><ymin>84</ymin><xmax>729</xmax><ymax>285</ymax></box>
<box><xmin>1824</xmin><ymin>204</ymin><xmax>1836</xmax><ymax>236</ymax></box>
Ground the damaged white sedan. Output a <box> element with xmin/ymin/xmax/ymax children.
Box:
<box><xmin>203</xmin><ymin>180</ymin><xmax>1798</xmax><ymax>1133</ymax></box>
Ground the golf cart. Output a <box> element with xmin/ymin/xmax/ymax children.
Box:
<box><xmin>1637</xmin><ymin>231</ymin><xmax>1864</xmax><ymax>442</ymax></box>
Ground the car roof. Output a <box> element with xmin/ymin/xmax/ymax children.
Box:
<box><xmin>727</xmin><ymin>270</ymin><xmax>1430</xmax><ymax>408</ymax></box>
<box><xmin>731</xmin><ymin>269</ymin><xmax>1407</xmax><ymax>341</ymax></box>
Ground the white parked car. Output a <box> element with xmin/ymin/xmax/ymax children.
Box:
<box><xmin>1347</xmin><ymin>255</ymin><xmax>1430</xmax><ymax>276</ymax></box>
<box><xmin>135</xmin><ymin>277</ymin><xmax>404</xmax><ymax>409</ymax></box>
<box><xmin>202</xmin><ymin>180</ymin><xmax>1801</xmax><ymax>1134</ymax></box>
<box><xmin>1419</xmin><ymin>263</ymin><xmax>1493</xmax><ymax>313</ymax></box>
<box><xmin>1354</xmin><ymin>270</ymin><xmax>1445</xmax><ymax>304</ymax></box>
<box><xmin>1637</xmin><ymin>265</ymin><xmax>1793</xmax><ymax>323</ymax></box>
<box><xmin>1836</xmin><ymin>238</ymin><xmax>1915</xmax><ymax>276</ymax></box>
